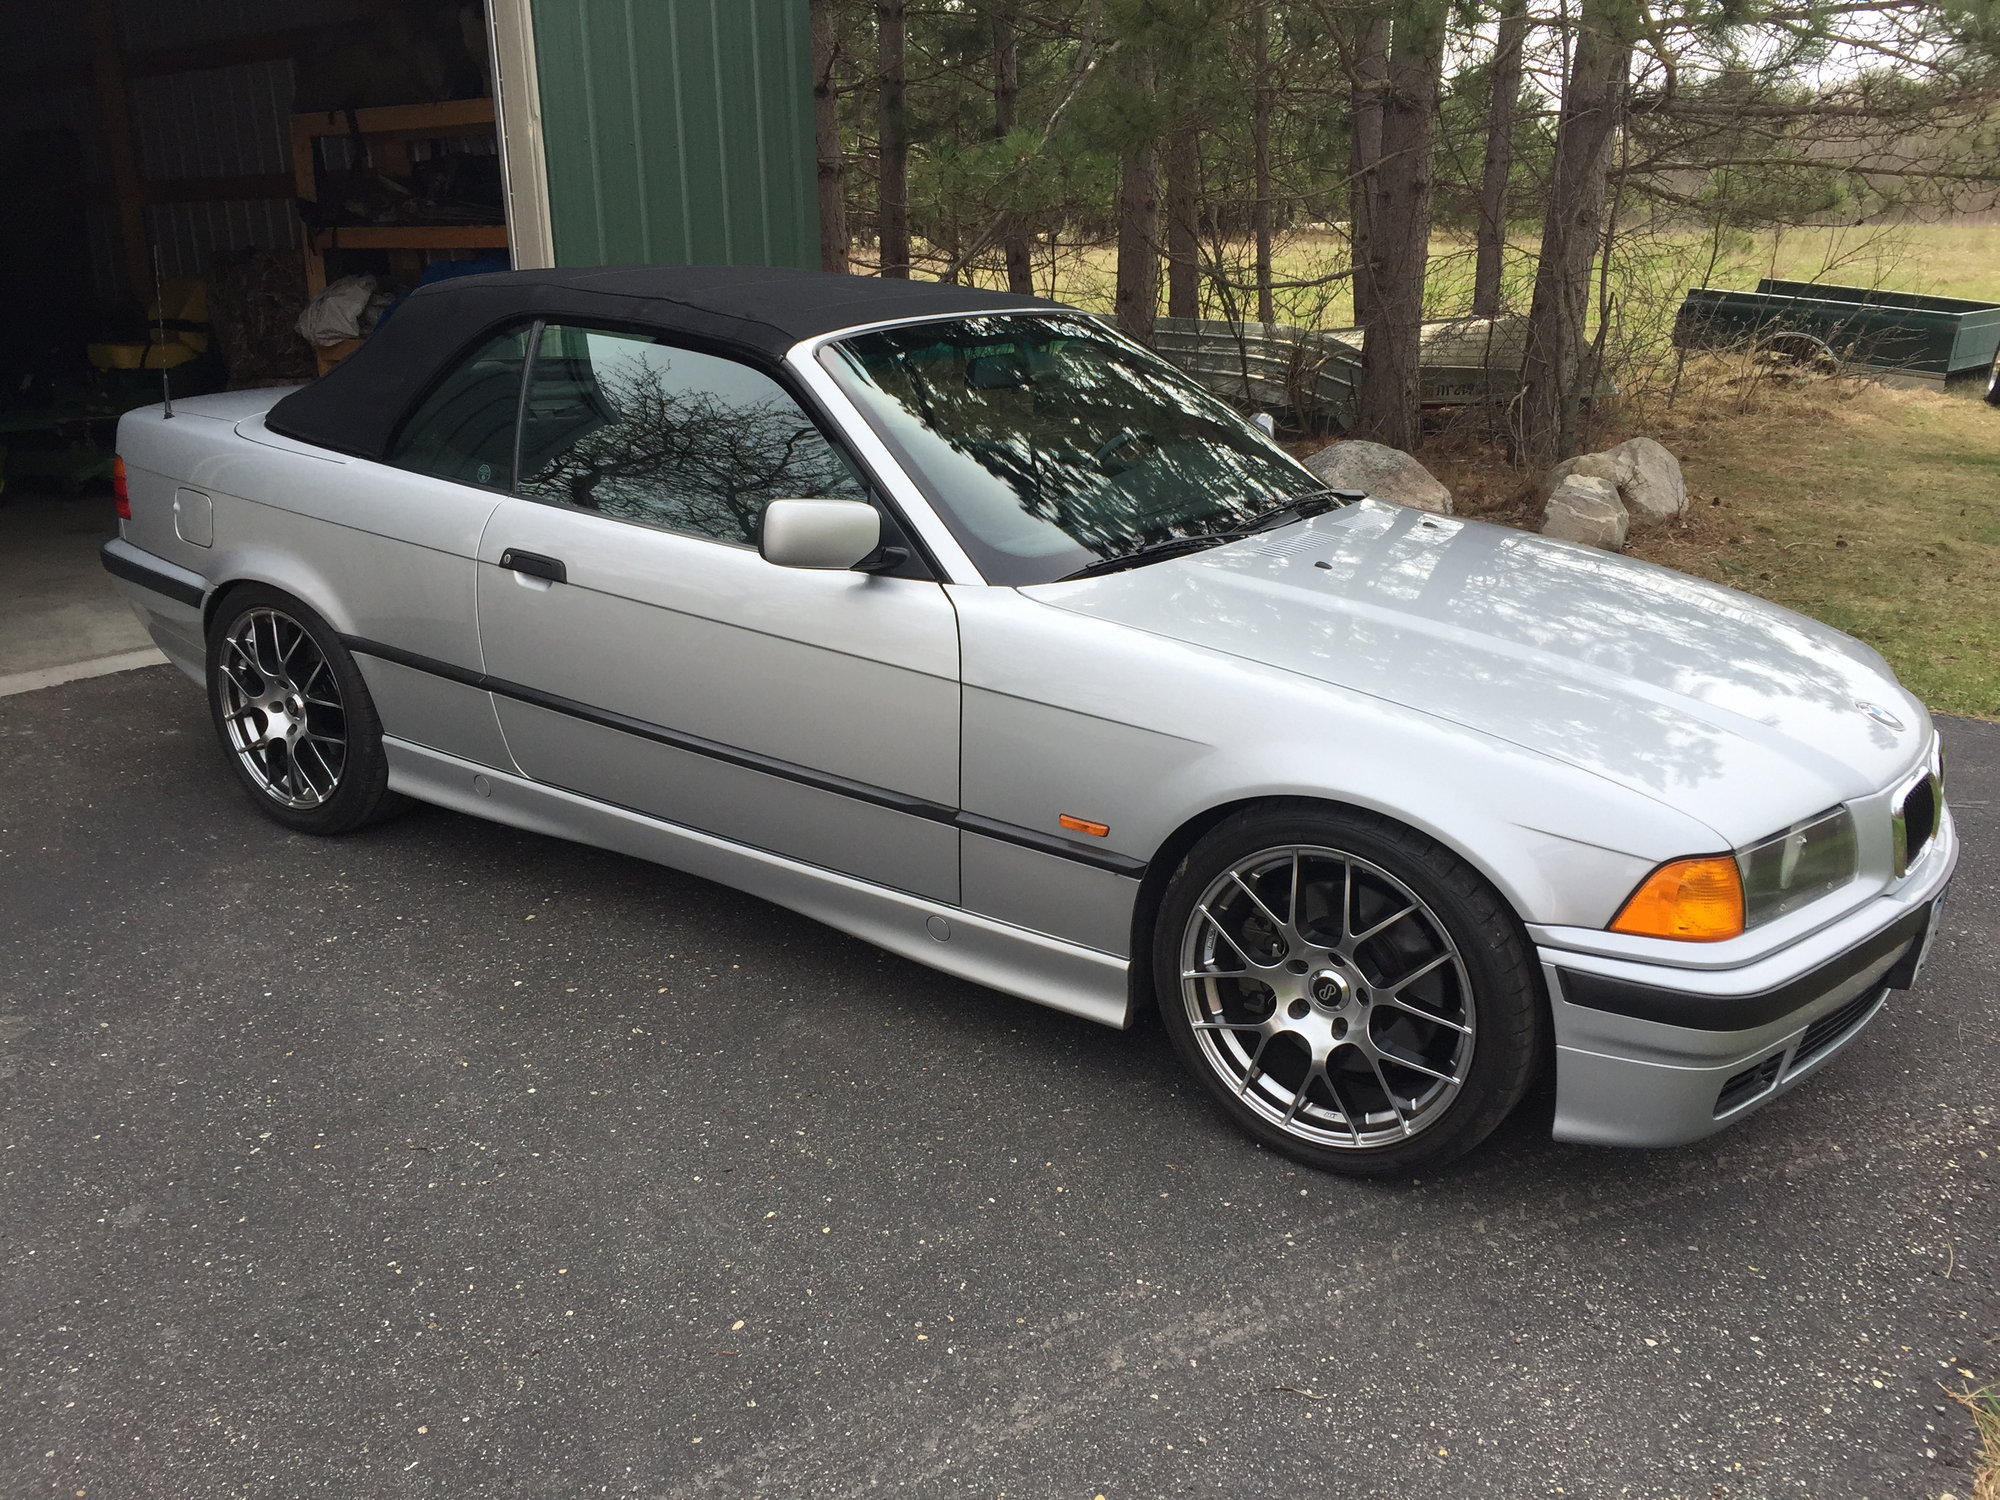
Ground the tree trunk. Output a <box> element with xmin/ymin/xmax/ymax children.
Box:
<box><xmin>877</xmin><ymin>0</ymin><xmax>910</xmax><ymax>278</ymax></box>
<box><xmin>811</xmin><ymin>0</ymin><xmax>848</xmax><ymax>273</ymax></box>
<box><xmin>1114</xmin><ymin>52</ymin><xmax>1160</xmax><ymax>342</ymax></box>
<box><xmin>1352</xmin><ymin>0</ymin><xmax>1444</xmax><ymax>452</ymax></box>
<box><xmin>1471</xmin><ymin>0</ymin><xmax>1527</xmax><ymax>316</ymax></box>
<box><xmin>1165</xmin><ymin>125</ymin><xmax>1201</xmax><ymax>318</ymax></box>
<box><xmin>1346</xmin><ymin>16</ymin><xmax>1387</xmax><ymax>329</ymax></box>
<box><xmin>1251</xmin><ymin>0</ymin><xmax>1274</xmax><ymax>324</ymax></box>
<box><xmin>992</xmin><ymin>1</ymin><xmax>1034</xmax><ymax>294</ymax></box>
<box><xmin>1519</xmin><ymin>0</ymin><xmax>1632</xmax><ymax>464</ymax></box>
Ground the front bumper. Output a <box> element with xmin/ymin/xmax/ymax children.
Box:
<box><xmin>1541</xmin><ymin>817</ymin><xmax>1958</xmax><ymax>1147</ymax></box>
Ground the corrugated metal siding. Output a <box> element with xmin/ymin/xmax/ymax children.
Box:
<box><xmin>129</xmin><ymin>61</ymin><xmax>294</xmax><ymax>179</ymax></box>
<box><xmin>0</xmin><ymin>0</ymin><xmax>373</xmax><ymax>302</ymax></box>
<box><xmin>109</xmin><ymin>0</ymin><xmax>378</xmax><ymax>287</ymax></box>
<box><xmin>531</xmin><ymin>0</ymin><xmax>816</xmax><ymax>270</ymax></box>
<box><xmin>129</xmin><ymin>57</ymin><xmax>301</xmax><ymax>283</ymax></box>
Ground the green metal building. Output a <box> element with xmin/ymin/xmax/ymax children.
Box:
<box><xmin>490</xmin><ymin>0</ymin><xmax>818</xmax><ymax>273</ymax></box>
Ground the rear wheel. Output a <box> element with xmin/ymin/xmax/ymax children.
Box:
<box><xmin>1986</xmin><ymin>349</ymin><xmax>2000</xmax><ymax>406</ymax></box>
<box><xmin>205</xmin><ymin>587</ymin><xmax>404</xmax><ymax>834</ymax></box>
<box><xmin>1153</xmin><ymin>804</ymin><xmax>1541</xmax><ymax>1175</ymax></box>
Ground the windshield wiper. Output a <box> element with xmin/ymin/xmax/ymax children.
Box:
<box><xmin>1054</xmin><ymin>490</ymin><xmax>1346</xmax><ymax>583</ymax></box>
<box><xmin>1056</xmin><ymin>534</ymin><xmax>1232</xmax><ymax>581</ymax></box>
<box><xmin>1222</xmin><ymin>489</ymin><xmax>1342</xmax><ymax>537</ymax></box>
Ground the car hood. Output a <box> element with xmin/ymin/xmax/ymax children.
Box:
<box><xmin>1026</xmin><ymin>501</ymin><xmax>1929</xmax><ymax>845</ymax></box>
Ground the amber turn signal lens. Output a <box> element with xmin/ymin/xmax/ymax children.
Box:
<box><xmin>1609</xmin><ymin>856</ymin><xmax>1745</xmax><ymax>941</ymax></box>
<box><xmin>1058</xmin><ymin>813</ymin><xmax>1110</xmax><ymax>838</ymax></box>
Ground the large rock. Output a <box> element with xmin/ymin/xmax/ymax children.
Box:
<box><xmin>1540</xmin><ymin>474</ymin><xmax>1629</xmax><ymax>550</ymax></box>
<box><xmin>1303</xmin><ymin>440</ymin><xmax>1453</xmax><ymax>514</ymax></box>
<box><xmin>1546</xmin><ymin>436</ymin><xmax>1686</xmax><ymax>530</ymax></box>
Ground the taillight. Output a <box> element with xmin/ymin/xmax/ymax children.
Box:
<box><xmin>112</xmin><ymin>455</ymin><xmax>131</xmax><ymax>519</ymax></box>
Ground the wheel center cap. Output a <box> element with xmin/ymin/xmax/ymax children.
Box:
<box><xmin>1308</xmin><ymin>969</ymin><xmax>1351</xmax><ymax>1008</ymax></box>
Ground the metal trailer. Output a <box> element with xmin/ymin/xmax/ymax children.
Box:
<box><xmin>1674</xmin><ymin>279</ymin><xmax>2000</xmax><ymax>395</ymax></box>
<box><xmin>1153</xmin><ymin>314</ymin><xmax>1613</xmax><ymax>429</ymax></box>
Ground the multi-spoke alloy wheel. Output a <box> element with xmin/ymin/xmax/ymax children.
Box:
<box><xmin>1181</xmin><ymin>844</ymin><xmax>1473</xmax><ymax>1148</ymax></box>
<box><xmin>217</xmin><ymin>608</ymin><xmax>348</xmax><ymax>808</ymax></box>
<box><xmin>1155</xmin><ymin>806</ymin><xmax>1541</xmax><ymax>1174</ymax></box>
<box><xmin>205</xmin><ymin>587</ymin><xmax>403</xmax><ymax>835</ymax></box>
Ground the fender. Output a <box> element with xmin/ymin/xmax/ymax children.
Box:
<box><xmin>950</xmin><ymin>584</ymin><xmax>1723</xmax><ymax>935</ymax></box>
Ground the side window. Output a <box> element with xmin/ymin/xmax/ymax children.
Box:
<box><xmin>517</xmin><ymin>323</ymin><xmax>868</xmax><ymax>546</ymax></box>
<box><xmin>387</xmin><ymin>325</ymin><xmax>530</xmax><ymax>489</ymax></box>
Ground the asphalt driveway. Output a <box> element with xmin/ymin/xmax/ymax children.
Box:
<box><xmin>3</xmin><ymin>666</ymin><xmax>1994</xmax><ymax>1500</ymax></box>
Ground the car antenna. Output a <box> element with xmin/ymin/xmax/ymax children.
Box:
<box><xmin>153</xmin><ymin>242</ymin><xmax>174</xmax><ymax>419</ymax></box>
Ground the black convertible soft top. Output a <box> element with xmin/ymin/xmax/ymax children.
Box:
<box><xmin>266</xmin><ymin>265</ymin><xmax>1063</xmax><ymax>460</ymax></box>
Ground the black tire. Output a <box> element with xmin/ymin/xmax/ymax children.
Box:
<box><xmin>1986</xmin><ymin>351</ymin><xmax>2000</xmax><ymax>407</ymax></box>
<box><xmin>1152</xmin><ymin>802</ymin><xmax>1542</xmax><ymax>1176</ymax></box>
<box><xmin>205</xmin><ymin>585</ymin><xmax>406</xmax><ymax>835</ymax></box>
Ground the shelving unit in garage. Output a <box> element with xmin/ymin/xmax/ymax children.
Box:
<box><xmin>290</xmin><ymin>99</ymin><xmax>509</xmax><ymax>375</ymax></box>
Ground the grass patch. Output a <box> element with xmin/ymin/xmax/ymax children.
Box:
<box><xmin>1729</xmin><ymin>222</ymin><xmax>2000</xmax><ymax>304</ymax></box>
<box><xmin>1949</xmin><ymin>1381</ymin><xmax>2000</xmax><ymax>1500</ymax></box>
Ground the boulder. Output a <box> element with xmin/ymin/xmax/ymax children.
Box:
<box><xmin>1546</xmin><ymin>436</ymin><xmax>1686</xmax><ymax>531</ymax></box>
<box><xmin>1540</xmin><ymin>474</ymin><xmax>1629</xmax><ymax>550</ymax></box>
<box><xmin>1303</xmin><ymin>440</ymin><xmax>1453</xmax><ymax>514</ymax></box>
<box><xmin>1612</xmin><ymin>436</ymin><xmax>1688</xmax><ymax>528</ymax></box>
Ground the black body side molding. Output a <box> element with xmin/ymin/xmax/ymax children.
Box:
<box><xmin>342</xmin><ymin>636</ymin><xmax>1148</xmax><ymax>880</ymax></box>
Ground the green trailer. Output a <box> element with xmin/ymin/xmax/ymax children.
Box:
<box><xmin>1674</xmin><ymin>278</ymin><xmax>2000</xmax><ymax>395</ymax></box>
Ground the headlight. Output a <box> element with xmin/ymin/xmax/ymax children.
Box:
<box><xmin>1610</xmin><ymin>806</ymin><xmax>1857</xmax><ymax>942</ymax></box>
<box><xmin>1737</xmin><ymin>806</ymin><xmax>1858</xmax><ymax>926</ymax></box>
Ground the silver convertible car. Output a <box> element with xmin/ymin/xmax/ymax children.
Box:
<box><xmin>104</xmin><ymin>267</ymin><xmax>1956</xmax><ymax>1174</ymax></box>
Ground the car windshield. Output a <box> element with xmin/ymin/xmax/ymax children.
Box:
<box><xmin>821</xmin><ymin>313</ymin><xmax>1325</xmax><ymax>585</ymax></box>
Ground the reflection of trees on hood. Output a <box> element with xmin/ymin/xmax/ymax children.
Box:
<box><xmin>523</xmin><ymin>362</ymin><xmax>857</xmax><ymax>543</ymax></box>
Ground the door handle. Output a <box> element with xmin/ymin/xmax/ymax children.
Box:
<box><xmin>499</xmin><ymin>549</ymin><xmax>567</xmax><ymax>585</ymax></box>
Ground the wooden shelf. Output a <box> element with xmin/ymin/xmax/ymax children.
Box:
<box><xmin>311</xmin><ymin>225</ymin><xmax>508</xmax><ymax>251</ymax></box>
<box><xmin>292</xmin><ymin>96</ymin><xmax>509</xmax><ymax>366</ymax></box>
<box><xmin>293</xmin><ymin>98</ymin><xmax>495</xmax><ymax>139</ymax></box>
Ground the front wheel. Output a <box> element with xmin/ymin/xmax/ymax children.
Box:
<box><xmin>206</xmin><ymin>586</ymin><xmax>405</xmax><ymax>835</ymax></box>
<box><xmin>1153</xmin><ymin>804</ymin><xmax>1542</xmax><ymax>1176</ymax></box>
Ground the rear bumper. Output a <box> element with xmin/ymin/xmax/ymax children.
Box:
<box><xmin>1541</xmin><ymin>818</ymin><xmax>1957</xmax><ymax>1147</ymax></box>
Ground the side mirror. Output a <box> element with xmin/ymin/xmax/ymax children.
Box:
<box><xmin>1252</xmin><ymin>412</ymin><xmax>1277</xmax><ymax>437</ymax></box>
<box><xmin>759</xmin><ymin>498</ymin><xmax>883</xmax><ymax>571</ymax></box>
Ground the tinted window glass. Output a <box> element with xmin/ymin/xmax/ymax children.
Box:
<box><xmin>518</xmin><ymin>324</ymin><xmax>867</xmax><ymax>545</ymax></box>
<box><xmin>823</xmin><ymin>314</ymin><xmax>1319</xmax><ymax>585</ymax></box>
<box><xmin>388</xmin><ymin>325</ymin><xmax>529</xmax><ymax>488</ymax></box>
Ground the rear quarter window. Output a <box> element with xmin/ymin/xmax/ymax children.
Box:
<box><xmin>387</xmin><ymin>325</ymin><xmax>531</xmax><ymax>489</ymax></box>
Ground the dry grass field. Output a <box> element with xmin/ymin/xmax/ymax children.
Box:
<box><xmin>947</xmin><ymin>221</ymin><xmax>2000</xmax><ymax>325</ymax></box>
